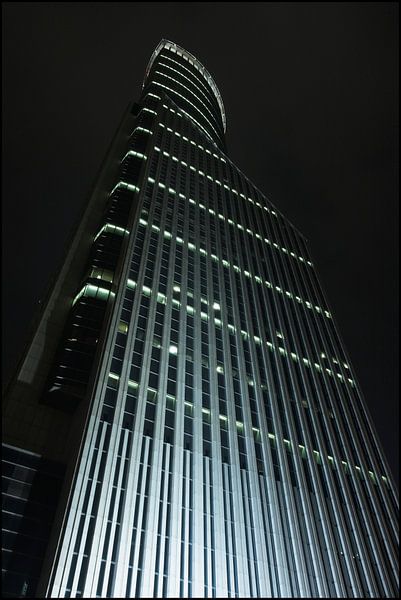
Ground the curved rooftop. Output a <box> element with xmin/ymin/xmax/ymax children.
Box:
<box><xmin>143</xmin><ymin>39</ymin><xmax>226</xmax><ymax>138</ymax></box>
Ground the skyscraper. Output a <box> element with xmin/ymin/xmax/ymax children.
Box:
<box><xmin>2</xmin><ymin>38</ymin><xmax>398</xmax><ymax>598</ymax></box>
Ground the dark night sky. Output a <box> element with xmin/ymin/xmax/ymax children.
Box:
<box><xmin>3</xmin><ymin>3</ymin><xmax>399</xmax><ymax>486</ymax></box>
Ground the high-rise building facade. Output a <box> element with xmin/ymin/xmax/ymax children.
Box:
<box><xmin>2</xmin><ymin>40</ymin><xmax>399</xmax><ymax>598</ymax></box>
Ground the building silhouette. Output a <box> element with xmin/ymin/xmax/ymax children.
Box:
<box><xmin>2</xmin><ymin>39</ymin><xmax>399</xmax><ymax>598</ymax></box>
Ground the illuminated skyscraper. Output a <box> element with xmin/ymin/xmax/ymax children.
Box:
<box><xmin>2</xmin><ymin>40</ymin><xmax>399</xmax><ymax>598</ymax></box>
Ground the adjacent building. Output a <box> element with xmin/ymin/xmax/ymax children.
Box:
<box><xmin>2</xmin><ymin>39</ymin><xmax>399</xmax><ymax>598</ymax></box>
